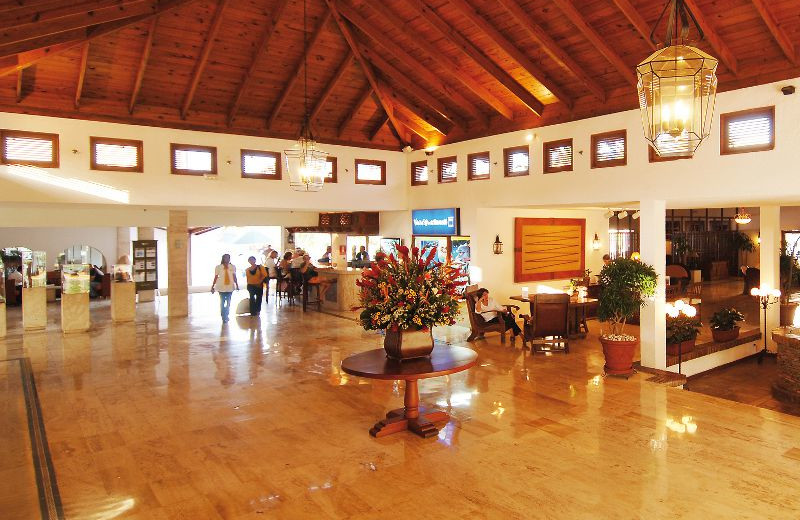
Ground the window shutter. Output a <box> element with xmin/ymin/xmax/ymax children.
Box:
<box><xmin>467</xmin><ymin>152</ymin><xmax>490</xmax><ymax>180</ymax></box>
<box><xmin>241</xmin><ymin>150</ymin><xmax>280</xmax><ymax>179</ymax></box>
<box><xmin>591</xmin><ymin>130</ymin><xmax>626</xmax><ymax>168</ymax></box>
<box><xmin>90</xmin><ymin>137</ymin><xmax>143</xmax><ymax>171</ymax></box>
<box><xmin>355</xmin><ymin>159</ymin><xmax>386</xmax><ymax>184</ymax></box>
<box><xmin>721</xmin><ymin>106</ymin><xmax>774</xmax><ymax>154</ymax></box>
<box><xmin>1</xmin><ymin>131</ymin><xmax>58</xmax><ymax>167</ymax></box>
<box><xmin>438</xmin><ymin>156</ymin><xmax>457</xmax><ymax>183</ymax></box>
<box><xmin>504</xmin><ymin>146</ymin><xmax>529</xmax><ymax>177</ymax></box>
<box><xmin>544</xmin><ymin>139</ymin><xmax>573</xmax><ymax>173</ymax></box>
<box><xmin>324</xmin><ymin>157</ymin><xmax>337</xmax><ymax>183</ymax></box>
<box><xmin>171</xmin><ymin>144</ymin><xmax>216</xmax><ymax>175</ymax></box>
<box><xmin>411</xmin><ymin>160</ymin><xmax>428</xmax><ymax>185</ymax></box>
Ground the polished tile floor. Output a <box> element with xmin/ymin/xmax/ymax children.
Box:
<box><xmin>2</xmin><ymin>293</ymin><xmax>800</xmax><ymax>519</ymax></box>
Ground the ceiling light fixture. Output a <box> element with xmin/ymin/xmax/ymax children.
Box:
<box><xmin>284</xmin><ymin>0</ymin><xmax>327</xmax><ymax>192</ymax></box>
<box><xmin>734</xmin><ymin>210</ymin><xmax>752</xmax><ymax>225</ymax></box>
<box><xmin>637</xmin><ymin>0</ymin><xmax>718</xmax><ymax>159</ymax></box>
<box><xmin>618</xmin><ymin>210</ymin><xmax>629</xmax><ymax>219</ymax></box>
<box><xmin>604</xmin><ymin>209</ymin><xmax>615</xmax><ymax>219</ymax></box>
<box><xmin>632</xmin><ymin>210</ymin><xmax>641</xmax><ymax>220</ymax></box>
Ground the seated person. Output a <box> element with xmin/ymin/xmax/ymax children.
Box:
<box><xmin>317</xmin><ymin>246</ymin><xmax>332</xmax><ymax>264</ymax></box>
<box><xmin>90</xmin><ymin>265</ymin><xmax>104</xmax><ymax>298</ymax></box>
<box><xmin>290</xmin><ymin>249</ymin><xmax>306</xmax><ymax>269</ymax></box>
<box><xmin>8</xmin><ymin>266</ymin><xmax>23</xmax><ymax>286</ymax></box>
<box><xmin>355</xmin><ymin>245</ymin><xmax>369</xmax><ymax>263</ymax></box>
<box><xmin>300</xmin><ymin>255</ymin><xmax>334</xmax><ymax>300</ymax></box>
<box><xmin>474</xmin><ymin>288</ymin><xmax>521</xmax><ymax>338</ymax></box>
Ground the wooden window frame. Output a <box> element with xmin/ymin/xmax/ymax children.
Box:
<box><xmin>90</xmin><ymin>136</ymin><xmax>143</xmax><ymax>172</ymax></box>
<box><xmin>648</xmin><ymin>145</ymin><xmax>691</xmax><ymax>163</ymax></box>
<box><xmin>591</xmin><ymin>129</ymin><xmax>627</xmax><ymax>168</ymax></box>
<box><xmin>354</xmin><ymin>158</ymin><xmax>386</xmax><ymax>185</ymax></box>
<box><xmin>240</xmin><ymin>149</ymin><xmax>281</xmax><ymax>180</ymax></box>
<box><xmin>438</xmin><ymin>155</ymin><xmax>458</xmax><ymax>184</ymax></box>
<box><xmin>467</xmin><ymin>151</ymin><xmax>490</xmax><ymax>181</ymax></box>
<box><xmin>324</xmin><ymin>156</ymin><xmax>337</xmax><ymax>183</ymax></box>
<box><xmin>0</xmin><ymin>129</ymin><xmax>59</xmax><ymax>168</ymax></box>
<box><xmin>411</xmin><ymin>160</ymin><xmax>428</xmax><ymax>186</ymax></box>
<box><xmin>543</xmin><ymin>138</ymin><xmax>573</xmax><ymax>173</ymax></box>
<box><xmin>720</xmin><ymin>105</ymin><xmax>775</xmax><ymax>155</ymax></box>
<box><xmin>503</xmin><ymin>145</ymin><xmax>530</xmax><ymax>177</ymax></box>
<box><xmin>171</xmin><ymin>143</ymin><xmax>217</xmax><ymax>176</ymax></box>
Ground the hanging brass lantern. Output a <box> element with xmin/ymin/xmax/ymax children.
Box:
<box><xmin>492</xmin><ymin>235</ymin><xmax>503</xmax><ymax>255</ymax></box>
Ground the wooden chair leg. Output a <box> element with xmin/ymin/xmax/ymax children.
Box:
<box><xmin>500</xmin><ymin>331</ymin><xmax>506</xmax><ymax>343</ymax></box>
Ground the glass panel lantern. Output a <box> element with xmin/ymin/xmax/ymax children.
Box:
<box><xmin>637</xmin><ymin>44</ymin><xmax>718</xmax><ymax>158</ymax></box>
<box><xmin>284</xmin><ymin>137</ymin><xmax>328</xmax><ymax>192</ymax></box>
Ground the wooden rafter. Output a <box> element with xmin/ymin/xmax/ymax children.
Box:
<box><xmin>610</xmin><ymin>0</ymin><xmax>656</xmax><ymax>51</ymax></box>
<box><xmin>682</xmin><ymin>0</ymin><xmax>738</xmax><ymax>75</ymax></box>
<box><xmin>393</xmin><ymin>107</ymin><xmax>430</xmax><ymax>141</ymax></box>
<box><xmin>180</xmin><ymin>0</ymin><xmax>228</xmax><ymax>120</ymax></box>
<box><xmin>335</xmin><ymin>0</ymin><xmax>476</xmax><ymax>126</ymax></box>
<box><xmin>227</xmin><ymin>0</ymin><xmax>291</xmax><ymax>127</ymax></box>
<box><xmin>309</xmin><ymin>50</ymin><xmax>353</xmax><ymax>123</ymax></box>
<box><xmin>325</xmin><ymin>0</ymin><xmax>411</xmax><ymax>146</ymax></box>
<box><xmin>447</xmin><ymin>0</ymin><xmax>572</xmax><ymax>108</ymax></box>
<box><xmin>750</xmin><ymin>0</ymin><xmax>796</xmax><ymax>65</ymax></box>
<box><xmin>551</xmin><ymin>0</ymin><xmax>637</xmax><ymax>87</ymax></box>
<box><xmin>266</xmin><ymin>9</ymin><xmax>332</xmax><ymax>130</ymax></box>
<box><xmin>129</xmin><ymin>17</ymin><xmax>157</xmax><ymax>114</ymax></box>
<box><xmin>74</xmin><ymin>41</ymin><xmax>89</xmax><ymax>109</ymax></box>
<box><xmin>365</xmin><ymin>0</ymin><xmax>510</xmax><ymax>121</ymax></box>
<box><xmin>337</xmin><ymin>85</ymin><xmax>372</xmax><ymax>137</ymax></box>
<box><xmin>407</xmin><ymin>0</ymin><xmax>544</xmax><ymax>116</ymax></box>
<box><xmin>1</xmin><ymin>1</ymin><xmax>143</xmax><ymax>30</ymax></box>
<box><xmin>495</xmin><ymin>0</ymin><xmax>605</xmax><ymax>103</ymax></box>
<box><xmin>368</xmin><ymin>113</ymin><xmax>388</xmax><ymax>141</ymax></box>
<box><xmin>376</xmin><ymin>79</ymin><xmax>452</xmax><ymax>136</ymax></box>
<box><xmin>15</xmin><ymin>67</ymin><xmax>22</xmax><ymax>103</ymax></box>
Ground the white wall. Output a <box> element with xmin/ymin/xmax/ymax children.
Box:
<box><xmin>0</xmin><ymin>227</ymin><xmax>116</xmax><ymax>269</ymax></box>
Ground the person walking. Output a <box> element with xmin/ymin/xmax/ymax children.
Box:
<box><xmin>245</xmin><ymin>256</ymin><xmax>267</xmax><ymax>315</ymax></box>
<box><xmin>211</xmin><ymin>253</ymin><xmax>239</xmax><ymax>323</ymax></box>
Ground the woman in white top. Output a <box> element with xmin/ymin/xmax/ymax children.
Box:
<box><xmin>211</xmin><ymin>253</ymin><xmax>239</xmax><ymax>323</ymax></box>
<box><xmin>474</xmin><ymin>288</ymin><xmax>521</xmax><ymax>338</ymax></box>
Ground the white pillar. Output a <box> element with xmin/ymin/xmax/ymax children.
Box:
<box><xmin>760</xmin><ymin>205</ymin><xmax>781</xmax><ymax>351</ymax></box>
<box><xmin>116</xmin><ymin>227</ymin><xmax>133</xmax><ymax>262</ymax></box>
<box><xmin>639</xmin><ymin>200</ymin><xmax>667</xmax><ymax>370</ymax></box>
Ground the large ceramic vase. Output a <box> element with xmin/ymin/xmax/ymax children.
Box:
<box><xmin>384</xmin><ymin>328</ymin><xmax>434</xmax><ymax>360</ymax></box>
<box><xmin>780</xmin><ymin>303</ymin><xmax>798</xmax><ymax>326</ymax></box>
<box><xmin>711</xmin><ymin>326</ymin><xmax>740</xmax><ymax>343</ymax></box>
<box><xmin>600</xmin><ymin>336</ymin><xmax>638</xmax><ymax>376</ymax></box>
<box><xmin>666</xmin><ymin>339</ymin><xmax>696</xmax><ymax>356</ymax></box>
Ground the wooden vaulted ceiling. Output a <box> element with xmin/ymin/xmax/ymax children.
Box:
<box><xmin>1</xmin><ymin>0</ymin><xmax>800</xmax><ymax>151</ymax></box>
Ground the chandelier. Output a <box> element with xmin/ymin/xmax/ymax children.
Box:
<box><xmin>285</xmin><ymin>0</ymin><xmax>328</xmax><ymax>192</ymax></box>
<box><xmin>734</xmin><ymin>210</ymin><xmax>752</xmax><ymax>225</ymax></box>
<box><xmin>636</xmin><ymin>0</ymin><xmax>718</xmax><ymax>158</ymax></box>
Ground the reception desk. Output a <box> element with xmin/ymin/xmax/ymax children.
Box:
<box><xmin>317</xmin><ymin>267</ymin><xmax>362</xmax><ymax>311</ymax></box>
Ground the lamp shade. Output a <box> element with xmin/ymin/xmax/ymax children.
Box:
<box><xmin>637</xmin><ymin>44</ymin><xmax>718</xmax><ymax>158</ymax></box>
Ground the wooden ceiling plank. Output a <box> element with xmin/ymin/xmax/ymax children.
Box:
<box><xmin>129</xmin><ymin>17</ymin><xmax>157</xmax><ymax>114</ymax></box>
<box><xmin>750</xmin><ymin>0</ymin><xmax>796</xmax><ymax>65</ymax></box>
<box><xmin>495</xmin><ymin>0</ymin><xmax>605</xmax><ymax>102</ymax></box>
<box><xmin>74</xmin><ymin>41</ymin><xmax>89</xmax><ymax>109</ymax></box>
<box><xmin>681</xmin><ymin>0</ymin><xmax>738</xmax><ymax>75</ymax></box>
<box><xmin>0</xmin><ymin>40</ymin><xmax>81</xmax><ymax>76</ymax></box>
<box><xmin>337</xmin><ymin>85</ymin><xmax>372</xmax><ymax>137</ymax></box>
<box><xmin>406</xmin><ymin>0</ymin><xmax>544</xmax><ymax>116</ymax></box>
<box><xmin>335</xmin><ymin>0</ymin><xmax>472</xmax><ymax>127</ymax></box>
<box><xmin>447</xmin><ymin>0</ymin><xmax>573</xmax><ymax>109</ymax></box>
<box><xmin>0</xmin><ymin>0</ymin><xmax>71</xmax><ymax>15</ymax></box>
<box><xmin>1</xmin><ymin>0</ymin><xmax>138</xmax><ymax>30</ymax></box>
<box><xmin>309</xmin><ymin>50</ymin><xmax>353</xmax><ymax>123</ymax></box>
<box><xmin>550</xmin><ymin>0</ymin><xmax>637</xmax><ymax>87</ymax></box>
<box><xmin>610</xmin><ymin>0</ymin><xmax>656</xmax><ymax>51</ymax></box>
<box><xmin>0</xmin><ymin>0</ymin><xmax>157</xmax><ymax>48</ymax></box>
<box><xmin>15</xmin><ymin>67</ymin><xmax>23</xmax><ymax>103</ymax></box>
<box><xmin>180</xmin><ymin>0</ymin><xmax>228</xmax><ymax>120</ymax></box>
<box><xmin>368</xmin><ymin>112</ymin><xmax>388</xmax><ymax>141</ymax></box>
<box><xmin>228</xmin><ymin>0</ymin><xmax>291</xmax><ymax>127</ymax></box>
<box><xmin>266</xmin><ymin>9</ymin><xmax>333</xmax><ymax>130</ymax></box>
<box><xmin>326</xmin><ymin>0</ymin><xmax>411</xmax><ymax>145</ymax></box>
<box><xmin>365</xmin><ymin>0</ymin><xmax>510</xmax><ymax>121</ymax></box>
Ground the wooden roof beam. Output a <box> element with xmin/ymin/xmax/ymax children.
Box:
<box><xmin>682</xmin><ymin>0</ymin><xmax>738</xmax><ymax>75</ymax></box>
<box><xmin>74</xmin><ymin>41</ymin><xmax>89</xmax><ymax>109</ymax></box>
<box><xmin>551</xmin><ymin>0</ymin><xmax>637</xmax><ymax>87</ymax></box>
<box><xmin>447</xmin><ymin>0</ymin><xmax>572</xmax><ymax>109</ymax></box>
<box><xmin>337</xmin><ymin>85</ymin><xmax>372</xmax><ymax>138</ymax></box>
<box><xmin>325</xmin><ymin>0</ymin><xmax>411</xmax><ymax>146</ymax></box>
<box><xmin>128</xmin><ymin>17</ymin><xmax>157</xmax><ymax>114</ymax></box>
<box><xmin>610</xmin><ymin>0</ymin><xmax>657</xmax><ymax>51</ymax></box>
<box><xmin>376</xmin><ymin>79</ymin><xmax>452</xmax><ymax>136</ymax></box>
<box><xmin>364</xmin><ymin>0</ymin><xmax>511</xmax><ymax>121</ymax></box>
<box><xmin>15</xmin><ymin>67</ymin><xmax>23</xmax><ymax>103</ymax></box>
<box><xmin>1</xmin><ymin>1</ymin><xmax>142</xmax><ymax>30</ymax></box>
<box><xmin>227</xmin><ymin>0</ymin><xmax>291</xmax><ymax>127</ymax></box>
<box><xmin>309</xmin><ymin>50</ymin><xmax>353</xmax><ymax>123</ymax></box>
<box><xmin>495</xmin><ymin>0</ymin><xmax>605</xmax><ymax>102</ymax></box>
<box><xmin>180</xmin><ymin>0</ymin><xmax>228</xmax><ymax>120</ymax></box>
<box><xmin>0</xmin><ymin>40</ymin><xmax>80</xmax><ymax>76</ymax></box>
<box><xmin>369</xmin><ymin>112</ymin><xmax>388</xmax><ymax>141</ymax></box>
<box><xmin>750</xmin><ymin>0</ymin><xmax>796</xmax><ymax>65</ymax></box>
<box><xmin>266</xmin><ymin>9</ymin><xmax>332</xmax><ymax>130</ymax></box>
<box><xmin>406</xmin><ymin>0</ymin><xmax>544</xmax><ymax>116</ymax></box>
<box><xmin>393</xmin><ymin>107</ymin><xmax>431</xmax><ymax>141</ymax></box>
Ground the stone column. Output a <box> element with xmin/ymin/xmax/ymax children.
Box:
<box><xmin>167</xmin><ymin>210</ymin><xmax>189</xmax><ymax>317</ymax></box>
<box><xmin>116</xmin><ymin>227</ymin><xmax>133</xmax><ymax>263</ymax></box>
<box><xmin>639</xmin><ymin>200</ymin><xmax>667</xmax><ymax>370</ymax></box>
<box><xmin>136</xmin><ymin>227</ymin><xmax>155</xmax><ymax>303</ymax></box>
<box><xmin>760</xmin><ymin>205</ymin><xmax>781</xmax><ymax>352</ymax></box>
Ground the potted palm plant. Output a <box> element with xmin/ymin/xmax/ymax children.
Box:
<box><xmin>597</xmin><ymin>257</ymin><xmax>658</xmax><ymax>376</ymax></box>
<box><xmin>709</xmin><ymin>307</ymin><xmax>744</xmax><ymax>342</ymax></box>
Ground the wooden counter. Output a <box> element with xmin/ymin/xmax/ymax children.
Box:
<box><xmin>316</xmin><ymin>267</ymin><xmax>362</xmax><ymax>312</ymax></box>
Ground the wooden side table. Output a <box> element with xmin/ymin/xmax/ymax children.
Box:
<box><xmin>341</xmin><ymin>346</ymin><xmax>478</xmax><ymax>438</ymax></box>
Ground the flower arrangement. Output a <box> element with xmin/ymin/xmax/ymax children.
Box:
<box><xmin>355</xmin><ymin>245</ymin><xmax>464</xmax><ymax>331</ymax></box>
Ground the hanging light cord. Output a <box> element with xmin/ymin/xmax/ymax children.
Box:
<box><xmin>650</xmin><ymin>0</ymin><xmax>705</xmax><ymax>47</ymax></box>
<box><xmin>302</xmin><ymin>0</ymin><xmax>310</xmax><ymax>139</ymax></box>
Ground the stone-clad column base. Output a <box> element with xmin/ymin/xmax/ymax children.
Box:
<box><xmin>23</xmin><ymin>286</ymin><xmax>47</xmax><ymax>331</ymax></box>
<box><xmin>773</xmin><ymin>328</ymin><xmax>800</xmax><ymax>403</ymax></box>
<box><xmin>111</xmin><ymin>282</ymin><xmax>136</xmax><ymax>323</ymax></box>
<box><xmin>61</xmin><ymin>292</ymin><xmax>90</xmax><ymax>334</ymax></box>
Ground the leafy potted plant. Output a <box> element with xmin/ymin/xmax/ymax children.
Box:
<box><xmin>666</xmin><ymin>309</ymin><xmax>701</xmax><ymax>355</ymax></box>
<box><xmin>597</xmin><ymin>257</ymin><xmax>658</xmax><ymax>375</ymax></box>
<box><xmin>355</xmin><ymin>245</ymin><xmax>463</xmax><ymax>360</ymax></box>
<box><xmin>709</xmin><ymin>307</ymin><xmax>745</xmax><ymax>342</ymax></box>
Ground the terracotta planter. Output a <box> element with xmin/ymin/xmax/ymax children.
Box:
<box><xmin>383</xmin><ymin>328</ymin><xmax>434</xmax><ymax>360</ymax></box>
<box><xmin>711</xmin><ymin>326</ymin><xmax>740</xmax><ymax>343</ymax></box>
<box><xmin>600</xmin><ymin>336</ymin><xmax>638</xmax><ymax>376</ymax></box>
<box><xmin>666</xmin><ymin>339</ymin><xmax>696</xmax><ymax>356</ymax></box>
<box><xmin>780</xmin><ymin>303</ymin><xmax>798</xmax><ymax>327</ymax></box>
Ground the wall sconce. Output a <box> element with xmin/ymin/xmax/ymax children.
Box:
<box><xmin>592</xmin><ymin>233</ymin><xmax>601</xmax><ymax>251</ymax></box>
<box><xmin>631</xmin><ymin>210</ymin><xmax>641</xmax><ymax>220</ymax></box>
<box><xmin>618</xmin><ymin>210</ymin><xmax>629</xmax><ymax>219</ymax></box>
<box><xmin>492</xmin><ymin>235</ymin><xmax>503</xmax><ymax>255</ymax></box>
<box><xmin>424</xmin><ymin>146</ymin><xmax>437</xmax><ymax>156</ymax></box>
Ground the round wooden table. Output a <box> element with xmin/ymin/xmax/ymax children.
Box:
<box><xmin>341</xmin><ymin>346</ymin><xmax>478</xmax><ymax>438</ymax></box>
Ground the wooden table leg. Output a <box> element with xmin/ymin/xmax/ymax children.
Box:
<box><xmin>368</xmin><ymin>379</ymin><xmax>449</xmax><ymax>438</ymax></box>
